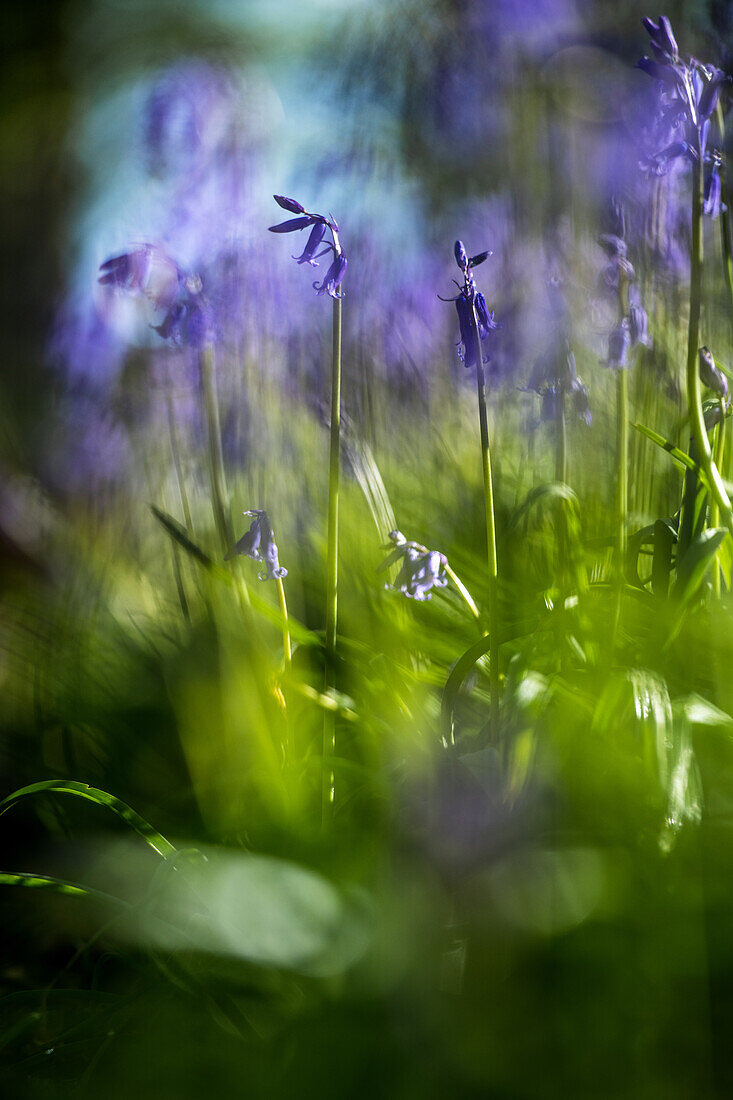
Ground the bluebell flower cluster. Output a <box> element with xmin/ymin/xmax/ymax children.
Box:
<box><xmin>637</xmin><ymin>15</ymin><xmax>729</xmax><ymax>219</ymax></box>
<box><xmin>98</xmin><ymin>244</ymin><xmax>210</xmax><ymax>345</ymax></box>
<box><xmin>440</xmin><ymin>241</ymin><xmax>499</xmax><ymax>370</ymax></box>
<box><xmin>225</xmin><ymin>509</ymin><xmax>288</xmax><ymax>580</ymax></box>
<box><xmin>379</xmin><ymin>530</ymin><xmax>448</xmax><ymax>602</ymax></box>
<box><xmin>268</xmin><ymin>196</ymin><xmax>347</xmax><ymax>299</ymax></box>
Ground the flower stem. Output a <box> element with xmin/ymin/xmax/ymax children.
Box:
<box><xmin>199</xmin><ymin>346</ymin><xmax>232</xmax><ymax>549</ymax></box>
<box><xmin>322</xmin><ymin>296</ymin><xmax>342</xmax><ymax>824</ymax></box>
<box><xmin>555</xmin><ymin>388</ymin><xmax>567</xmax><ymax>588</ymax></box>
<box><xmin>277</xmin><ymin>576</ymin><xmax>292</xmax><ymax>668</ymax></box>
<box><xmin>616</xmin><ymin>369</ymin><xmax>629</xmax><ymax>570</ymax></box>
<box><xmin>469</xmin><ymin>308</ymin><xmax>500</xmax><ymax>735</ymax></box>
<box><xmin>686</xmin><ymin>159</ymin><xmax>733</xmax><ymax>539</ymax></box>
<box><xmin>715</xmin><ymin>103</ymin><xmax>733</xmax><ymax>322</ymax></box>
<box><xmin>711</xmin><ymin>399</ymin><xmax>727</xmax><ymax>596</ymax></box>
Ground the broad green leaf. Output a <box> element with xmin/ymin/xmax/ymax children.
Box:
<box><xmin>672</xmin><ymin>527</ymin><xmax>728</xmax><ymax>607</ymax></box>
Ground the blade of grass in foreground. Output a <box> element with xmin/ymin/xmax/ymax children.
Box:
<box><xmin>0</xmin><ymin>782</ymin><xmax>176</xmax><ymax>858</ymax></box>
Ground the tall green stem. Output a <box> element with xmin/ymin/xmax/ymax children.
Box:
<box><xmin>715</xmin><ymin>103</ymin><xmax>733</xmax><ymax>323</ymax></box>
<box><xmin>277</xmin><ymin>576</ymin><xmax>292</xmax><ymax>669</ymax></box>
<box><xmin>686</xmin><ymin>160</ymin><xmax>733</xmax><ymax>538</ymax></box>
<box><xmin>616</xmin><ymin>370</ymin><xmax>629</xmax><ymax>570</ymax></box>
<box><xmin>555</xmin><ymin>389</ymin><xmax>567</xmax><ymax>589</ymax></box>
<box><xmin>616</xmin><ymin>276</ymin><xmax>630</xmax><ymax>577</ymax></box>
<box><xmin>322</xmin><ymin>296</ymin><xmax>342</xmax><ymax>823</ymax></box>
<box><xmin>711</xmin><ymin>400</ymin><xmax>727</xmax><ymax>596</ymax></box>
<box><xmin>469</xmin><ymin>308</ymin><xmax>500</xmax><ymax>734</ymax></box>
<box><xmin>199</xmin><ymin>346</ymin><xmax>232</xmax><ymax>552</ymax></box>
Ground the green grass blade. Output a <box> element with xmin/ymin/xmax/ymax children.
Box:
<box><xmin>0</xmin><ymin>781</ymin><xmax>176</xmax><ymax>858</ymax></box>
<box><xmin>0</xmin><ymin>871</ymin><xmax>129</xmax><ymax>906</ymax></box>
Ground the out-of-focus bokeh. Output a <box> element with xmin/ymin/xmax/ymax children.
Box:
<box><xmin>4</xmin><ymin>0</ymin><xmax>733</xmax><ymax>1096</ymax></box>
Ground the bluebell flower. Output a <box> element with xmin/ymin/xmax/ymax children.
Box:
<box><xmin>698</xmin><ymin>346</ymin><xmax>729</xmax><ymax>401</ymax></box>
<box><xmin>637</xmin><ymin>17</ymin><xmax>730</xmax><ymax>217</ymax></box>
<box><xmin>225</xmin><ymin>509</ymin><xmax>288</xmax><ymax>580</ymax></box>
<box><xmin>527</xmin><ymin>329</ymin><xmax>591</xmax><ymax>427</ymax></box>
<box><xmin>440</xmin><ymin>240</ymin><xmax>498</xmax><ymax>369</ymax></box>
<box><xmin>628</xmin><ymin>300</ymin><xmax>651</xmax><ymax>347</ymax></box>
<box><xmin>268</xmin><ymin>195</ymin><xmax>346</xmax><ymax>299</ymax></box>
<box><xmin>313</xmin><ymin>252</ymin><xmax>348</xmax><ymax>298</ymax></box>
<box><xmin>379</xmin><ymin>530</ymin><xmax>449</xmax><ymax>602</ymax></box>
<box><xmin>704</xmin><ymin>162</ymin><xmax>724</xmax><ymax>218</ymax></box>
<box><xmin>607</xmin><ymin>318</ymin><xmax>631</xmax><ymax>369</ymax></box>
<box><xmin>98</xmin><ymin>244</ymin><xmax>210</xmax><ymax>346</ymax></box>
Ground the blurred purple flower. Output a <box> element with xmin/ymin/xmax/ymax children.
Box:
<box><xmin>379</xmin><ymin>530</ymin><xmax>448</xmax><ymax>602</ymax></box>
<box><xmin>607</xmin><ymin>318</ymin><xmax>631</xmax><ymax>369</ymax></box>
<box><xmin>225</xmin><ymin>509</ymin><xmax>288</xmax><ymax>580</ymax></box>
<box><xmin>98</xmin><ymin>244</ymin><xmax>211</xmax><ymax>346</ymax></box>
<box><xmin>637</xmin><ymin>16</ymin><xmax>730</xmax><ymax>219</ymax></box>
<box><xmin>698</xmin><ymin>346</ymin><xmax>728</xmax><ymax>401</ymax></box>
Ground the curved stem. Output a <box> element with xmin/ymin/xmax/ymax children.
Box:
<box><xmin>322</xmin><ymin>296</ymin><xmax>342</xmax><ymax>824</ymax></box>
<box><xmin>443</xmin><ymin>563</ymin><xmax>482</xmax><ymax>623</ymax></box>
<box><xmin>469</xmin><ymin>307</ymin><xmax>500</xmax><ymax>735</ymax></box>
<box><xmin>686</xmin><ymin>159</ymin><xmax>733</xmax><ymax>538</ymax></box>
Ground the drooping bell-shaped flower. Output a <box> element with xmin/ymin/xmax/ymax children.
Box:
<box><xmin>379</xmin><ymin>530</ymin><xmax>449</xmax><ymax>602</ymax></box>
<box><xmin>225</xmin><ymin>509</ymin><xmax>288</xmax><ymax>579</ymax></box>
<box><xmin>698</xmin><ymin>346</ymin><xmax>729</xmax><ymax>401</ymax></box>
<box><xmin>98</xmin><ymin>244</ymin><xmax>210</xmax><ymax>346</ymax></box>
<box><xmin>268</xmin><ymin>195</ymin><xmax>346</xmax><ymax>299</ymax></box>
<box><xmin>440</xmin><ymin>239</ymin><xmax>499</xmax><ymax>370</ymax></box>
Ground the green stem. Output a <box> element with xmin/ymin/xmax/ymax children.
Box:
<box><xmin>199</xmin><ymin>346</ymin><xmax>233</xmax><ymax>552</ymax></box>
<box><xmin>712</xmin><ymin>400</ymin><xmax>727</xmax><ymax>596</ymax></box>
<box><xmin>165</xmin><ymin>371</ymin><xmax>192</xmax><ymax>532</ymax></box>
<box><xmin>277</xmin><ymin>576</ymin><xmax>292</xmax><ymax>668</ymax></box>
<box><xmin>686</xmin><ymin>159</ymin><xmax>733</xmax><ymax>539</ymax></box>
<box><xmin>715</xmin><ymin>103</ymin><xmax>733</xmax><ymax>322</ymax></box>
<box><xmin>555</xmin><ymin>388</ymin><xmax>567</xmax><ymax>588</ymax></box>
<box><xmin>444</xmin><ymin>563</ymin><xmax>482</xmax><ymax>623</ymax></box>
<box><xmin>322</xmin><ymin>296</ymin><xmax>342</xmax><ymax>824</ymax></box>
<box><xmin>469</xmin><ymin>308</ymin><xmax>500</xmax><ymax>735</ymax></box>
<box><xmin>616</xmin><ymin>368</ymin><xmax>629</xmax><ymax>571</ymax></box>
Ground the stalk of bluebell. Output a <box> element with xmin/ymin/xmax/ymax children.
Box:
<box><xmin>268</xmin><ymin>196</ymin><xmax>345</xmax><ymax>819</ymax></box>
<box><xmin>638</xmin><ymin>17</ymin><xmax>733</xmax><ymax>541</ymax></box>
<box><xmin>715</xmin><ymin>103</ymin><xmax>733</xmax><ymax>336</ymax></box>
<box><xmin>441</xmin><ymin>242</ymin><xmax>500</xmax><ymax>733</ymax></box>
<box><xmin>323</xmin><ymin>293</ymin><xmax>341</xmax><ymax>821</ymax></box>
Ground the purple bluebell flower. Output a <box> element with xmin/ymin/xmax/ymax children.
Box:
<box><xmin>225</xmin><ymin>509</ymin><xmax>288</xmax><ymax>580</ymax></box>
<box><xmin>268</xmin><ymin>196</ymin><xmax>346</xmax><ymax>299</ymax></box>
<box><xmin>313</xmin><ymin>252</ymin><xmax>348</xmax><ymax>298</ymax></box>
<box><xmin>637</xmin><ymin>17</ymin><xmax>730</xmax><ymax>218</ymax></box>
<box><xmin>607</xmin><ymin>318</ymin><xmax>631</xmax><ymax>369</ymax></box>
<box><xmin>641</xmin><ymin>16</ymin><xmax>678</xmax><ymax>63</ymax></box>
<box><xmin>440</xmin><ymin>240</ymin><xmax>499</xmax><ymax>370</ymax></box>
<box><xmin>704</xmin><ymin>162</ymin><xmax>724</xmax><ymax>218</ymax></box>
<box><xmin>379</xmin><ymin>530</ymin><xmax>449</xmax><ymax>602</ymax></box>
<box><xmin>629</xmin><ymin>301</ymin><xmax>650</xmax><ymax>347</ymax></box>
<box><xmin>698</xmin><ymin>346</ymin><xmax>728</xmax><ymax>401</ymax></box>
<box><xmin>98</xmin><ymin>244</ymin><xmax>210</xmax><ymax>346</ymax></box>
